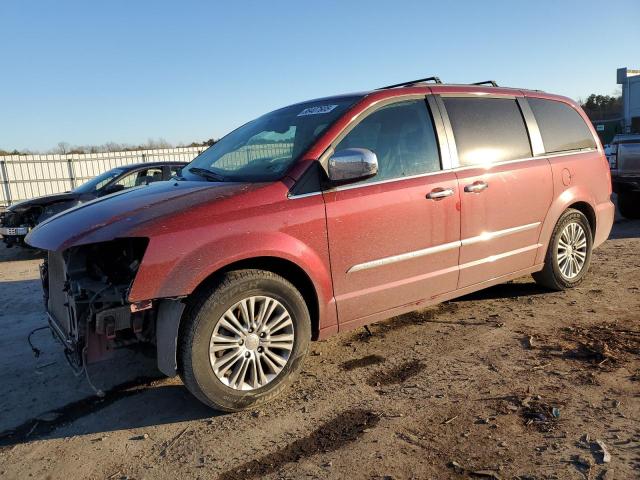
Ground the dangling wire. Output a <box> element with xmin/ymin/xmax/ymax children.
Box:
<box><xmin>81</xmin><ymin>345</ymin><xmax>105</xmax><ymax>398</ymax></box>
<box><xmin>27</xmin><ymin>326</ymin><xmax>49</xmax><ymax>358</ymax></box>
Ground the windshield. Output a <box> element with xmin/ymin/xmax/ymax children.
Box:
<box><xmin>183</xmin><ymin>96</ymin><xmax>361</xmax><ymax>182</ymax></box>
<box><xmin>73</xmin><ymin>168</ymin><xmax>124</xmax><ymax>193</ymax></box>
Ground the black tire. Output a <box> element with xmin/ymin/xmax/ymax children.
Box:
<box><xmin>532</xmin><ymin>209</ymin><xmax>593</xmax><ymax>291</ymax></box>
<box><xmin>178</xmin><ymin>269</ymin><xmax>311</xmax><ymax>412</ymax></box>
<box><xmin>617</xmin><ymin>192</ymin><xmax>640</xmax><ymax>219</ymax></box>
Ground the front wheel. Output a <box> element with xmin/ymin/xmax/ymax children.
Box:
<box><xmin>532</xmin><ymin>209</ymin><xmax>593</xmax><ymax>290</ymax></box>
<box><xmin>178</xmin><ymin>269</ymin><xmax>311</xmax><ymax>411</ymax></box>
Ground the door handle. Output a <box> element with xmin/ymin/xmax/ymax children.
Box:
<box><xmin>426</xmin><ymin>188</ymin><xmax>454</xmax><ymax>200</ymax></box>
<box><xmin>464</xmin><ymin>181</ymin><xmax>489</xmax><ymax>193</ymax></box>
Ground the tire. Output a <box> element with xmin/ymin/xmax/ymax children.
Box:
<box><xmin>617</xmin><ymin>192</ymin><xmax>640</xmax><ymax>219</ymax></box>
<box><xmin>178</xmin><ymin>269</ymin><xmax>311</xmax><ymax>412</ymax></box>
<box><xmin>532</xmin><ymin>209</ymin><xmax>593</xmax><ymax>290</ymax></box>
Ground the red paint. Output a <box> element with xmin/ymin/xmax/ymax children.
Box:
<box><xmin>455</xmin><ymin>157</ymin><xmax>553</xmax><ymax>287</ymax></box>
<box><xmin>26</xmin><ymin>84</ymin><xmax>615</xmax><ymax>338</ymax></box>
<box><xmin>324</xmin><ymin>171</ymin><xmax>460</xmax><ymax>323</ymax></box>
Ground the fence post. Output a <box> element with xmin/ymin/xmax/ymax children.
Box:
<box><xmin>66</xmin><ymin>156</ymin><xmax>76</xmax><ymax>189</ymax></box>
<box><xmin>0</xmin><ymin>159</ymin><xmax>12</xmax><ymax>207</ymax></box>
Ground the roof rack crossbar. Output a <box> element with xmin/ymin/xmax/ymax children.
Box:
<box><xmin>471</xmin><ymin>80</ymin><xmax>499</xmax><ymax>87</ymax></box>
<box><xmin>378</xmin><ymin>76</ymin><xmax>442</xmax><ymax>90</ymax></box>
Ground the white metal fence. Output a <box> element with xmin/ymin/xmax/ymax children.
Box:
<box><xmin>0</xmin><ymin>147</ymin><xmax>206</xmax><ymax>207</ymax></box>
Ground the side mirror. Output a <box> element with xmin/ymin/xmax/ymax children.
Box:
<box><xmin>100</xmin><ymin>184</ymin><xmax>125</xmax><ymax>196</ymax></box>
<box><xmin>328</xmin><ymin>148</ymin><xmax>378</xmax><ymax>183</ymax></box>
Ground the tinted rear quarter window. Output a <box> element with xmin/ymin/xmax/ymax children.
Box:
<box><xmin>443</xmin><ymin>97</ymin><xmax>532</xmax><ymax>166</ymax></box>
<box><xmin>528</xmin><ymin>98</ymin><xmax>596</xmax><ymax>153</ymax></box>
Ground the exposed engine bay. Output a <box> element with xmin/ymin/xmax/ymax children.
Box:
<box><xmin>0</xmin><ymin>208</ymin><xmax>41</xmax><ymax>247</ymax></box>
<box><xmin>1</xmin><ymin>201</ymin><xmax>76</xmax><ymax>247</ymax></box>
<box><xmin>41</xmin><ymin>238</ymin><xmax>156</xmax><ymax>370</ymax></box>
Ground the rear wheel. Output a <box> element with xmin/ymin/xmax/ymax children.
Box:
<box><xmin>532</xmin><ymin>209</ymin><xmax>593</xmax><ymax>290</ymax></box>
<box><xmin>617</xmin><ymin>192</ymin><xmax>640</xmax><ymax>219</ymax></box>
<box><xmin>179</xmin><ymin>269</ymin><xmax>311</xmax><ymax>411</ymax></box>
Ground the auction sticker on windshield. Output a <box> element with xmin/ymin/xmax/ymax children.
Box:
<box><xmin>297</xmin><ymin>105</ymin><xmax>338</xmax><ymax>116</ymax></box>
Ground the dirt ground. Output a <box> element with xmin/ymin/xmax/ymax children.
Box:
<box><xmin>0</xmin><ymin>217</ymin><xmax>638</xmax><ymax>480</ymax></box>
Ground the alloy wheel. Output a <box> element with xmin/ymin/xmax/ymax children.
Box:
<box><xmin>209</xmin><ymin>296</ymin><xmax>295</xmax><ymax>391</ymax></box>
<box><xmin>557</xmin><ymin>222</ymin><xmax>588</xmax><ymax>279</ymax></box>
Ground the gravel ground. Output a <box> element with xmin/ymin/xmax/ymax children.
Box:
<box><xmin>0</xmin><ymin>216</ymin><xmax>638</xmax><ymax>479</ymax></box>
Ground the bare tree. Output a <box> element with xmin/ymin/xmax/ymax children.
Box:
<box><xmin>104</xmin><ymin>142</ymin><xmax>123</xmax><ymax>152</ymax></box>
<box><xmin>145</xmin><ymin>137</ymin><xmax>173</xmax><ymax>149</ymax></box>
<box><xmin>56</xmin><ymin>142</ymin><xmax>71</xmax><ymax>154</ymax></box>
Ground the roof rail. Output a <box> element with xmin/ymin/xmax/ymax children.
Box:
<box><xmin>378</xmin><ymin>76</ymin><xmax>442</xmax><ymax>90</ymax></box>
<box><xmin>471</xmin><ymin>80</ymin><xmax>499</xmax><ymax>87</ymax></box>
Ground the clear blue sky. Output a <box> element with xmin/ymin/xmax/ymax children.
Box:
<box><xmin>1</xmin><ymin>0</ymin><xmax>638</xmax><ymax>152</ymax></box>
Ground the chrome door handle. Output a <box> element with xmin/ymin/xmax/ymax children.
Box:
<box><xmin>464</xmin><ymin>181</ymin><xmax>489</xmax><ymax>193</ymax></box>
<box><xmin>426</xmin><ymin>188</ymin><xmax>454</xmax><ymax>200</ymax></box>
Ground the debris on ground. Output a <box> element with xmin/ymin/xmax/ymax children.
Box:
<box><xmin>470</xmin><ymin>470</ymin><xmax>502</xmax><ymax>479</ymax></box>
<box><xmin>595</xmin><ymin>439</ymin><xmax>611</xmax><ymax>464</ymax></box>
<box><xmin>579</xmin><ymin>433</ymin><xmax>591</xmax><ymax>447</ymax></box>
<box><xmin>441</xmin><ymin>414</ymin><xmax>459</xmax><ymax>425</ymax></box>
<box><xmin>448</xmin><ymin>460</ymin><xmax>501</xmax><ymax>479</ymax></box>
<box><xmin>525</xmin><ymin>335</ymin><xmax>535</xmax><ymax>349</ymax></box>
<box><xmin>559</xmin><ymin>324</ymin><xmax>640</xmax><ymax>367</ymax></box>
<box><xmin>520</xmin><ymin>397</ymin><xmax>563</xmax><ymax>432</ymax></box>
<box><xmin>159</xmin><ymin>427</ymin><xmax>190</xmax><ymax>457</ymax></box>
<box><xmin>448</xmin><ymin>460</ymin><xmax>465</xmax><ymax>474</ymax></box>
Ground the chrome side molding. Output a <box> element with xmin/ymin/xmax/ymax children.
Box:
<box><xmin>460</xmin><ymin>222</ymin><xmax>540</xmax><ymax>246</ymax></box>
<box><xmin>347</xmin><ymin>241</ymin><xmax>460</xmax><ymax>273</ymax></box>
<box><xmin>348</xmin><ymin>222</ymin><xmax>541</xmax><ymax>273</ymax></box>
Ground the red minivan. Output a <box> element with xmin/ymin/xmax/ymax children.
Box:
<box><xmin>27</xmin><ymin>78</ymin><xmax>615</xmax><ymax>411</ymax></box>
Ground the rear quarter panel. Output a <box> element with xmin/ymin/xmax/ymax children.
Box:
<box><xmin>535</xmin><ymin>150</ymin><xmax>614</xmax><ymax>264</ymax></box>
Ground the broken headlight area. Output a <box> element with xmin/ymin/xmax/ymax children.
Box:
<box><xmin>42</xmin><ymin>238</ymin><xmax>153</xmax><ymax>370</ymax></box>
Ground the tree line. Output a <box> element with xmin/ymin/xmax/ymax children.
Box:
<box><xmin>0</xmin><ymin>137</ymin><xmax>217</xmax><ymax>156</ymax></box>
<box><xmin>579</xmin><ymin>93</ymin><xmax>623</xmax><ymax>121</ymax></box>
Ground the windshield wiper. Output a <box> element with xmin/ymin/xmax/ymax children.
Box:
<box><xmin>188</xmin><ymin>167</ymin><xmax>228</xmax><ymax>182</ymax></box>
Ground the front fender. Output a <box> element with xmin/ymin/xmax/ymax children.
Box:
<box><xmin>128</xmin><ymin>187</ymin><xmax>336</xmax><ymax>333</ymax></box>
<box><xmin>134</xmin><ymin>230</ymin><xmax>330</xmax><ymax>298</ymax></box>
<box><xmin>147</xmin><ymin>232</ymin><xmax>334</xmax><ymax>376</ymax></box>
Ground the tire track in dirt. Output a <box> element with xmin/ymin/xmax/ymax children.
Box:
<box><xmin>217</xmin><ymin>409</ymin><xmax>379</xmax><ymax>480</ymax></box>
<box><xmin>367</xmin><ymin>361</ymin><xmax>427</xmax><ymax>387</ymax></box>
<box><xmin>339</xmin><ymin>354</ymin><xmax>386</xmax><ymax>371</ymax></box>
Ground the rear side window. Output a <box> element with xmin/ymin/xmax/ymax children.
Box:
<box><xmin>528</xmin><ymin>98</ymin><xmax>596</xmax><ymax>153</ymax></box>
<box><xmin>443</xmin><ymin>97</ymin><xmax>532</xmax><ymax>166</ymax></box>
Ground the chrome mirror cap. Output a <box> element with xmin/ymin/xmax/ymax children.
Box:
<box><xmin>328</xmin><ymin>148</ymin><xmax>378</xmax><ymax>183</ymax></box>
